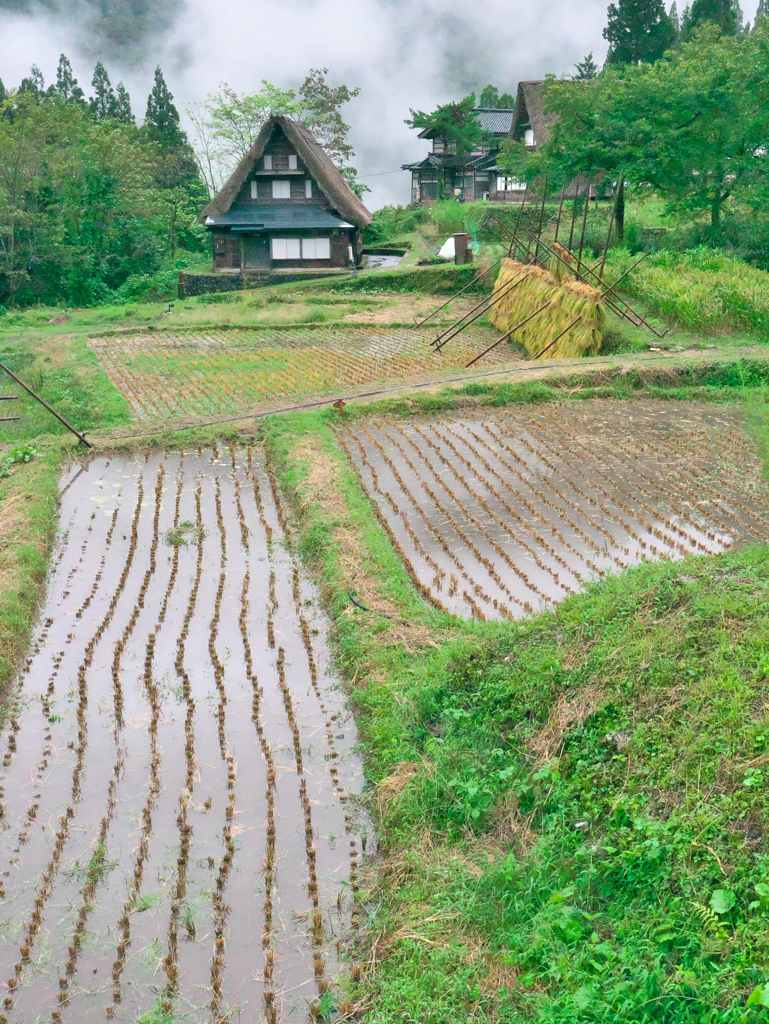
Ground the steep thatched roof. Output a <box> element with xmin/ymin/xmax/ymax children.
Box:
<box><xmin>510</xmin><ymin>82</ymin><xmax>558</xmax><ymax>147</ymax></box>
<box><xmin>202</xmin><ymin>115</ymin><xmax>372</xmax><ymax>228</ymax></box>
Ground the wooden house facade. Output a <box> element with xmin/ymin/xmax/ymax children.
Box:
<box><xmin>403</xmin><ymin>84</ymin><xmax>599</xmax><ymax>206</ymax></box>
<box><xmin>202</xmin><ymin>116</ymin><xmax>372</xmax><ymax>273</ymax></box>
<box><xmin>402</xmin><ymin>108</ymin><xmax>521</xmax><ymax>205</ymax></box>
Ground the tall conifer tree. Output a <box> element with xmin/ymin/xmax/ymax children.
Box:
<box><xmin>604</xmin><ymin>0</ymin><xmax>677</xmax><ymax>63</ymax></box>
<box><xmin>143</xmin><ymin>66</ymin><xmax>186</xmax><ymax>148</ymax></box>
<box><xmin>90</xmin><ymin>61</ymin><xmax>118</xmax><ymax>119</ymax></box>
<box><xmin>575</xmin><ymin>52</ymin><xmax>600</xmax><ymax>78</ymax></box>
<box><xmin>114</xmin><ymin>83</ymin><xmax>134</xmax><ymax>124</ymax></box>
<box><xmin>55</xmin><ymin>55</ymin><xmax>85</xmax><ymax>104</ymax></box>
<box><xmin>682</xmin><ymin>0</ymin><xmax>743</xmax><ymax>35</ymax></box>
<box><xmin>669</xmin><ymin>1</ymin><xmax>682</xmax><ymax>37</ymax></box>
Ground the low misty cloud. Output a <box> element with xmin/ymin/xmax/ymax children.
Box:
<box><xmin>0</xmin><ymin>0</ymin><xmax>761</xmax><ymax>208</ymax></box>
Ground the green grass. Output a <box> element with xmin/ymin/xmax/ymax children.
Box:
<box><xmin>0</xmin><ymin>332</ymin><xmax>131</xmax><ymax>443</ymax></box>
<box><xmin>0</xmin><ymin>441</ymin><xmax>67</xmax><ymax>707</ymax></box>
<box><xmin>265</xmin><ymin>369</ymin><xmax>769</xmax><ymax>1024</ymax></box>
<box><xmin>606</xmin><ymin>248</ymin><xmax>769</xmax><ymax>338</ymax></box>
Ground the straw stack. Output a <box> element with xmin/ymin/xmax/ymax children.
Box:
<box><xmin>490</xmin><ymin>257</ymin><xmax>604</xmax><ymax>359</ymax></box>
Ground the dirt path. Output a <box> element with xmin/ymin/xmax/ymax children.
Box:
<box><xmin>0</xmin><ymin>448</ymin><xmax>367</xmax><ymax>1023</ymax></box>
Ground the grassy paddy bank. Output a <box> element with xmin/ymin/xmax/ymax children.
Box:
<box><xmin>265</xmin><ymin>367</ymin><xmax>769</xmax><ymax>1023</ymax></box>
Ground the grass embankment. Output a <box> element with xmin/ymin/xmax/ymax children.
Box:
<box><xmin>606</xmin><ymin>248</ymin><xmax>769</xmax><ymax>339</ymax></box>
<box><xmin>0</xmin><ymin>332</ymin><xmax>130</xmax><ymax>443</ymax></box>
<box><xmin>0</xmin><ymin>441</ymin><xmax>67</xmax><ymax>712</ymax></box>
<box><xmin>265</xmin><ymin>366</ymin><xmax>769</xmax><ymax>1024</ymax></box>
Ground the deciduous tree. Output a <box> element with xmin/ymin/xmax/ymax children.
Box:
<box><xmin>501</xmin><ymin>23</ymin><xmax>769</xmax><ymax>230</ymax></box>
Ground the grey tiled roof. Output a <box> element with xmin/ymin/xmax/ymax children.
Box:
<box><xmin>205</xmin><ymin>205</ymin><xmax>353</xmax><ymax>230</ymax></box>
<box><xmin>475</xmin><ymin>108</ymin><xmax>515</xmax><ymax>134</ymax></box>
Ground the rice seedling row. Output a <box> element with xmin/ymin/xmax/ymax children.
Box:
<box><xmin>88</xmin><ymin>326</ymin><xmax>512</xmax><ymax>424</ymax></box>
<box><xmin>0</xmin><ymin>448</ymin><xmax>367</xmax><ymax>1022</ymax></box>
<box><xmin>344</xmin><ymin>399</ymin><xmax>769</xmax><ymax>620</ymax></box>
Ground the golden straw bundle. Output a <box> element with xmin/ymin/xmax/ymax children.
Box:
<box><xmin>490</xmin><ymin>257</ymin><xmax>604</xmax><ymax>359</ymax></box>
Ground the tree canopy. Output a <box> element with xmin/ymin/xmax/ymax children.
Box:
<box><xmin>500</xmin><ymin>23</ymin><xmax>769</xmax><ymax>229</ymax></box>
<box><xmin>477</xmin><ymin>84</ymin><xmax>516</xmax><ymax>107</ymax></box>
<box><xmin>574</xmin><ymin>53</ymin><xmax>600</xmax><ymax>79</ymax></box>
<box><xmin>405</xmin><ymin>94</ymin><xmax>489</xmax><ymax>155</ymax></box>
<box><xmin>604</xmin><ymin>0</ymin><xmax>677</xmax><ymax>63</ymax></box>
<box><xmin>193</xmin><ymin>68</ymin><xmax>366</xmax><ymax>196</ymax></box>
<box><xmin>0</xmin><ymin>58</ymin><xmax>206</xmax><ymax>307</ymax></box>
<box><xmin>682</xmin><ymin>0</ymin><xmax>743</xmax><ymax>35</ymax></box>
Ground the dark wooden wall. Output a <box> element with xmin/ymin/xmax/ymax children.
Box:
<box><xmin>213</xmin><ymin>232</ymin><xmax>240</xmax><ymax>270</ymax></box>
<box><xmin>213</xmin><ymin>228</ymin><xmax>358</xmax><ymax>270</ymax></box>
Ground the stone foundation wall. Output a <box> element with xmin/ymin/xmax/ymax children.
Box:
<box><xmin>178</xmin><ymin>269</ymin><xmax>350</xmax><ymax>299</ymax></box>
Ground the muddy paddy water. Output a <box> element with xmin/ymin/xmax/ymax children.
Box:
<box><xmin>344</xmin><ymin>399</ymin><xmax>769</xmax><ymax>620</ymax></box>
<box><xmin>0</xmin><ymin>448</ymin><xmax>368</xmax><ymax>1023</ymax></box>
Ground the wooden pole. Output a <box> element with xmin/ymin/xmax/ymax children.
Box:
<box><xmin>576</xmin><ymin>181</ymin><xmax>591</xmax><ymax>275</ymax></box>
<box><xmin>0</xmin><ymin>361</ymin><xmax>91</xmax><ymax>447</ymax></box>
<box><xmin>434</xmin><ymin>271</ymin><xmax>529</xmax><ymax>353</ymax></box>
<box><xmin>533</xmin><ymin>178</ymin><xmax>548</xmax><ymax>264</ymax></box>
<box><xmin>414</xmin><ymin>258</ymin><xmax>502</xmax><ymax>327</ymax></box>
<box><xmin>553</xmin><ymin>191</ymin><xmax>566</xmax><ymax>244</ymax></box>
<box><xmin>465</xmin><ymin>299</ymin><xmax>554</xmax><ymax>368</ymax></box>
<box><xmin>567</xmin><ymin>184</ymin><xmax>581</xmax><ymax>250</ymax></box>
<box><xmin>598</xmin><ymin>172</ymin><xmax>624</xmax><ymax>284</ymax></box>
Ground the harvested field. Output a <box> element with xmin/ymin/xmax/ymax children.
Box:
<box><xmin>0</xmin><ymin>448</ymin><xmax>367</xmax><ymax>1023</ymax></box>
<box><xmin>343</xmin><ymin>399</ymin><xmax>769</xmax><ymax>620</ymax></box>
<box><xmin>88</xmin><ymin>325</ymin><xmax>511</xmax><ymax>423</ymax></box>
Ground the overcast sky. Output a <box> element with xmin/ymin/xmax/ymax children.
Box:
<box><xmin>0</xmin><ymin>0</ymin><xmax>761</xmax><ymax>208</ymax></box>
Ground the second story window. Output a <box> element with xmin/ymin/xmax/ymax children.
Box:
<box><xmin>263</xmin><ymin>154</ymin><xmax>273</xmax><ymax>170</ymax></box>
<box><xmin>288</xmin><ymin>154</ymin><xmax>298</xmax><ymax>170</ymax></box>
<box><xmin>272</xmin><ymin>180</ymin><xmax>291</xmax><ymax>200</ymax></box>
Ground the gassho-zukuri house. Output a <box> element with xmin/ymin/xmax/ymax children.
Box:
<box><xmin>201</xmin><ymin>115</ymin><xmax>372</xmax><ymax>275</ymax></box>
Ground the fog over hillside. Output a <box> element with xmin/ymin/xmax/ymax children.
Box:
<box><xmin>0</xmin><ymin>0</ymin><xmax>760</xmax><ymax>208</ymax></box>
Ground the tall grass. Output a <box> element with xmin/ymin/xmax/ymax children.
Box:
<box><xmin>606</xmin><ymin>247</ymin><xmax>769</xmax><ymax>336</ymax></box>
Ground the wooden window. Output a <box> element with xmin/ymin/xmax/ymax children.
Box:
<box><xmin>263</xmin><ymin>154</ymin><xmax>273</xmax><ymax>170</ymax></box>
<box><xmin>301</xmin><ymin>237</ymin><xmax>330</xmax><ymax>259</ymax></box>
<box><xmin>288</xmin><ymin>154</ymin><xmax>298</xmax><ymax>170</ymax></box>
<box><xmin>272</xmin><ymin>179</ymin><xmax>291</xmax><ymax>199</ymax></box>
<box><xmin>272</xmin><ymin>237</ymin><xmax>302</xmax><ymax>260</ymax></box>
<box><xmin>305</xmin><ymin>179</ymin><xmax>313</xmax><ymax>199</ymax></box>
<box><xmin>250</xmin><ymin>180</ymin><xmax>258</xmax><ymax>199</ymax></box>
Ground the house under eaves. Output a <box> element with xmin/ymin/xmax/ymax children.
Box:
<box><xmin>202</xmin><ymin>115</ymin><xmax>372</xmax><ymax>274</ymax></box>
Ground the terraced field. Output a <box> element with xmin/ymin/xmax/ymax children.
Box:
<box><xmin>88</xmin><ymin>325</ymin><xmax>513</xmax><ymax>423</ymax></box>
<box><xmin>343</xmin><ymin>399</ymin><xmax>769</xmax><ymax>620</ymax></box>
<box><xmin>0</xmin><ymin>447</ymin><xmax>367</xmax><ymax>1023</ymax></box>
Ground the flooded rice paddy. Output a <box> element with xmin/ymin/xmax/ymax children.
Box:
<box><xmin>0</xmin><ymin>447</ymin><xmax>367</xmax><ymax>1023</ymax></box>
<box><xmin>344</xmin><ymin>399</ymin><xmax>769</xmax><ymax>620</ymax></box>
<box><xmin>88</xmin><ymin>325</ymin><xmax>512</xmax><ymax>424</ymax></box>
